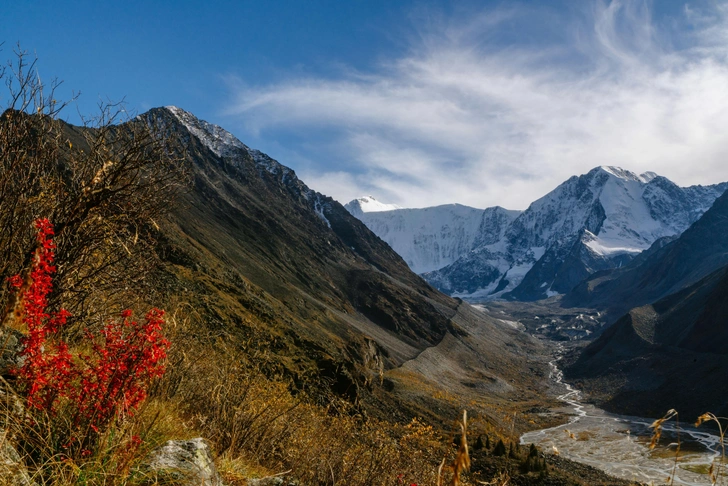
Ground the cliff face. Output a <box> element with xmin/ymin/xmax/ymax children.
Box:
<box><xmin>564</xmin><ymin>187</ymin><xmax>728</xmax><ymax>321</ymax></box>
<box><xmin>345</xmin><ymin>202</ymin><xmax>518</xmax><ymax>274</ymax></box>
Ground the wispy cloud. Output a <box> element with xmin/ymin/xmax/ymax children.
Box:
<box><xmin>224</xmin><ymin>1</ymin><xmax>728</xmax><ymax>209</ymax></box>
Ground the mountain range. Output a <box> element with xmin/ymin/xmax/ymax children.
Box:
<box><xmin>348</xmin><ymin>167</ymin><xmax>727</xmax><ymax>301</ymax></box>
<box><xmin>157</xmin><ymin>106</ymin><xmax>728</xmax><ymax>434</ymax></box>
<box><xmin>343</xmin><ymin>200</ymin><xmax>518</xmax><ymax>274</ymax></box>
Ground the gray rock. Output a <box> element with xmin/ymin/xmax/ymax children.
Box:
<box><xmin>246</xmin><ymin>478</ymin><xmax>284</xmax><ymax>486</ymax></box>
<box><xmin>0</xmin><ymin>431</ymin><xmax>34</xmax><ymax>486</ymax></box>
<box><xmin>142</xmin><ymin>438</ymin><xmax>222</xmax><ymax>486</ymax></box>
<box><xmin>0</xmin><ymin>328</ymin><xmax>25</xmax><ymax>376</ymax></box>
<box><xmin>247</xmin><ymin>477</ymin><xmax>299</xmax><ymax>486</ymax></box>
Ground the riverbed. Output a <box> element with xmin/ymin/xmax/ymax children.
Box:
<box><xmin>520</xmin><ymin>349</ymin><xmax>725</xmax><ymax>485</ymax></box>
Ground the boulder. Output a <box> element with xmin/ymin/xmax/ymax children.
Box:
<box><xmin>142</xmin><ymin>438</ymin><xmax>222</xmax><ymax>486</ymax></box>
<box><xmin>246</xmin><ymin>478</ymin><xmax>284</xmax><ymax>486</ymax></box>
<box><xmin>0</xmin><ymin>431</ymin><xmax>34</xmax><ymax>486</ymax></box>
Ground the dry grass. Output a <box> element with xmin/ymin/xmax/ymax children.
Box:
<box><xmin>647</xmin><ymin>409</ymin><xmax>728</xmax><ymax>486</ymax></box>
<box><xmin>0</xmin><ymin>297</ymin><xmax>487</xmax><ymax>485</ymax></box>
<box><xmin>0</xmin><ymin>376</ymin><xmax>192</xmax><ymax>486</ymax></box>
<box><xmin>160</xmin><ymin>338</ymin><xmax>447</xmax><ymax>485</ymax></box>
<box><xmin>648</xmin><ymin>409</ymin><xmax>679</xmax><ymax>486</ymax></box>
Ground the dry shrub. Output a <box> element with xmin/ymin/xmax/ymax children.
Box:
<box><xmin>439</xmin><ymin>410</ymin><xmax>471</xmax><ymax>486</ymax></box>
<box><xmin>0</xmin><ymin>48</ymin><xmax>187</xmax><ymax>336</ymax></box>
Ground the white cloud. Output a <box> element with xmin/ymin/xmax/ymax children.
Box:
<box><xmin>225</xmin><ymin>1</ymin><xmax>728</xmax><ymax>210</ymax></box>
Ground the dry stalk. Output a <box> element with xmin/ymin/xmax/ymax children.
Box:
<box><xmin>696</xmin><ymin>412</ymin><xmax>727</xmax><ymax>485</ymax></box>
<box><xmin>438</xmin><ymin>410</ymin><xmax>471</xmax><ymax>486</ymax></box>
<box><xmin>649</xmin><ymin>409</ymin><xmax>679</xmax><ymax>486</ymax></box>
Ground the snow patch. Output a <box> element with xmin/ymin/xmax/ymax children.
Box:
<box><xmin>498</xmin><ymin>319</ymin><xmax>525</xmax><ymax>331</ymax></box>
<box><xmin>166</xmin><ymin>106</ymin><xmax>247</xmax><ymax>158</ymax></box>
<box><xmin>582</xmin><ymin>230</ymin><xmax>642</xmax><ymax>256</ymax></box>
<box><xmin>313</xmin><ymin>196</ymin><xmax>331</xmax><ymax>228</ymax></box>
<box><xmin>344</xmin><ymin>196</ymin><xmax>402</xmax><ymax>217</ymax></box>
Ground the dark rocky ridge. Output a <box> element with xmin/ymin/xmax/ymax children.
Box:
<box><xmin>560</xmin><ymin>188</ymin><xmax>728</xmax><ymax>419</ymax></box>
<box><xmin>134</xmin><ymin>107</ymin><xmax>550</xmax><ymax>423</ymax></box>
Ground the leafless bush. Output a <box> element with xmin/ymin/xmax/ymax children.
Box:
<box><xmin>0</xmin><ymin>47</ymin><xmax>187</xmax><ymax>332</ymax></box>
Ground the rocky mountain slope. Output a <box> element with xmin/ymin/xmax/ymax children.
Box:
<box><xmin>561</xmin><ymin>189</ymin><xmax>728</xmax><ymax>418</ymax></box>
<box><xmin>139</xmin><ymin>107</ymin><xmax>550</xmax><ymax>423</ymax></box>
<box><xmin>566</xmin><ymin>264</ymin><xmax>728</xmax><ymax>419</ymax></box>
<box><xmin>564</xmin><ymin>188</ymin><xmax>728</xmax><ymax>321</ymax></box>
<box><xmin>356</xmin><ymin>167</ymin><xmax>726</xmax><ymax>301</ymax></box>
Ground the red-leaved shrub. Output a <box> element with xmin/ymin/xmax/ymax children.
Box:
<box><xmin>9</xmin><ymin>218</ymin><xmax>74</xmax><ymax>412</ymax></box>
<box><xmin>7</xmin><ymin>218</ymin><xmax>169</xmax><ymax>452</ymax></box>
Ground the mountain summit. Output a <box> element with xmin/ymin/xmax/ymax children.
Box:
<box><xmin>344</xmin><ymin>196</ymin><xmax>401</xmax><ymax>217</ymax></box>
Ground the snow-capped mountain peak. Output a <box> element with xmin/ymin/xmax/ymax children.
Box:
<box><xmin>165</xmin><ymin>106</ymin><xmax>247</xmax><ymax>158</ymax></box>
<box><xmin>164</xmin><ymin>106</ymin><xmax>296</xmax><ymax>180</ymax></box>
<box><xmin>344</xmin><ymin>202</ymin><xmax>520</xmax><ymax>274</ymax></box>
<box><xmin>151</xmin><ymin>106</ymin><xmax>335</xmax><ymax>228</ymax></box>
<box><xmin>594</xmin><ymin>166</ymin><xmax>658</xmax><ymax>184</ymax></box>
<box><xmin>344</xmin><ymin>196</ymin><xmax>402</xmax><ymax>217</ymax></box>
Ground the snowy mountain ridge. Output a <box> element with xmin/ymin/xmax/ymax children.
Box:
<box><xmin>165</xmin><ymin>106</ymin><xmax>297</xmax><ymax>181</ymax></box>
<box><xmin>349</xmin><ymin>166</ymin><xmax>727</xmax><ymax>301</ymax></box>
<box><xmin>344</xmin><ymin>204</ymin><xmax>519</xmax><ymax>274</ymax></box>
<box><xmin>161</xmin><ymin>106</ymin><xmax>334</xmax><ymax>227</ymax></box>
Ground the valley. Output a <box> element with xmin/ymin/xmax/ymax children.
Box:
<box><xmin>349</xmin><ymin>172</ymin><xmax>728</xmax><ymax>484</ymax></box>
<box><xmin>136</xmin><ymin>106</ymin><xmax>728</xmax><ymax>483</ymax></box>
<box><xmin>463</xmin><ymin>301</ymin><xmax>725</xmax><ymax>485</ymax></box>
<box><xmin>104</xmin><ymin>108</ymin><xmax>728</xmax><ymax>483</ymax></box>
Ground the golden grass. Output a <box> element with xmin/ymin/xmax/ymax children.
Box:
<box><xmin>0</xmin><ymin>304</ymin><xmax>515</xmax><ymax>486</ymax></box>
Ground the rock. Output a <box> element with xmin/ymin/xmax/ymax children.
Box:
<box><xmin>0</xmin><ymin>328</ymin><xmax>25</xmax><ymax>377</ymax></box>
<box><xmin>0</xmin><ymin>430</ymin><xmax>34</xmax><ymax>486</ymax></box>
<box><xmin>247</xmin><ymin>477</ymin><xmax>298</xmax><ymax>486</ymax></box>
<box><xmin>142</xmin><ymin>438</ymin><xmax>222</xmax><ymax>486</ymax></box>
<box><xmin>246</xmin><ymin>478</ymin><xmax>284</xmax><ymax>486</ymax></box>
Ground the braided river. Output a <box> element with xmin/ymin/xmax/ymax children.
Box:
<box><xmin>520</xmin><ymin>347</ymin><xmax>725</xmax><ymax>485</ymax></box>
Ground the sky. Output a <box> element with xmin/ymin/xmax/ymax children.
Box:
<box><xmin>4</xmin><ymin>0</ymin><xmax>728</xmax><ymax>210</ymax></box>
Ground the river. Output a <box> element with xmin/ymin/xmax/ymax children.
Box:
<box><xmin>520</xmin><ymin>348</ymin><xmax>725</xmax><ymax>485</ymax></box>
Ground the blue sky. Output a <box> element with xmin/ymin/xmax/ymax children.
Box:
<box><xmin>4</xmin><ymin>1</ymin><xmax>728</xmax><ymax>209</ymax></box>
